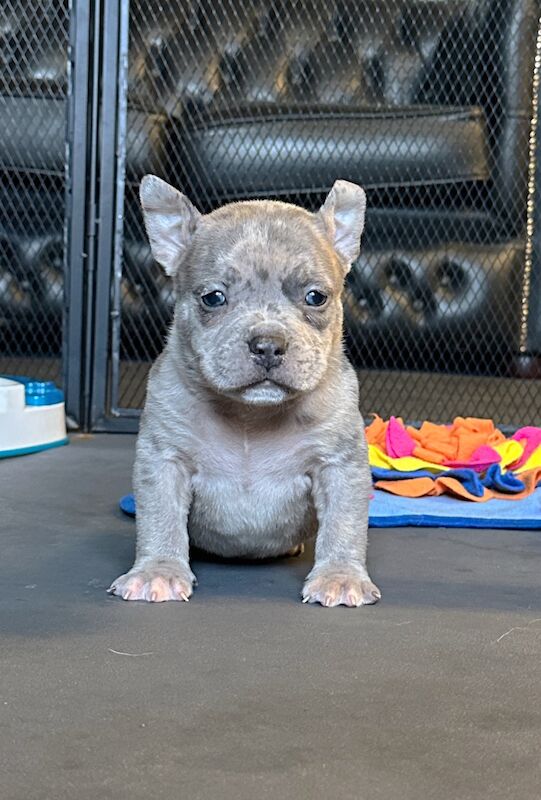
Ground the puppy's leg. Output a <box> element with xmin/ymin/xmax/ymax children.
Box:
<box><xmin>109</xmin><ymin>451</ymin><xmax>195</xmax><ymax>603</ymax></box>
<box><xmin>303</xmin><ymin>446</ymin><xmax>380</xmax><ymax>608</ymax></box>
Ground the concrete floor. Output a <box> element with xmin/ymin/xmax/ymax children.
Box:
<box><xmin>2</xmin><ymin>434</ymin><xmax>541</xmax><ymax>800</ymax></box>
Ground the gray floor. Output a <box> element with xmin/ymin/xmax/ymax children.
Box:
<box><xmin>2</xmin><ymin>434</ymin><xmax>541</xmax><ymax>800</ymax></box>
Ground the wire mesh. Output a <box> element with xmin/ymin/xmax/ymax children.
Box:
<box><xmin>1</xmin><ymin>0</ymin><xmax>540</xmax><ymax>426</ymax></box>
<box><xmin>0</xmin><ymin>0</ymin><xmax>68</xmax><ymax>386</ymax></box>
<box><xmin>110</xmin><ymin>0</ymin><xmax>541</xmax><ymax>425</ymax></box>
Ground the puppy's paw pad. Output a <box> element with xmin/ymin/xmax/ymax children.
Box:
<box><xmin>108</xmin><ymin>565</ymin><xmax>195</xmax><ymax>603</ymax></box>
<box><xmin>302</xmin><ymin>569</ymin><xmax>381</xmax><ymax>608</ymax></box>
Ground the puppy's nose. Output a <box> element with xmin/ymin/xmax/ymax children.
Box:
<box><xmin>248</xmin><ymin>334</ymin><xmax>287</xmax><ymax>370</ymax></box>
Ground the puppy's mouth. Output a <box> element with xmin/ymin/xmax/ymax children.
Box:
<box><xmin>234</xmin><ymin>378</ymin><xmax>295</xmax><ymax>406</ymax></box>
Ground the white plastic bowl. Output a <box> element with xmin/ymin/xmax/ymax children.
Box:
<box><xmin>0</xmin><ymin>376</ymin><xmax>68</xmax><ymax>457</ymax></box>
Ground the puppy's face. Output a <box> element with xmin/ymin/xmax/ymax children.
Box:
<box><xmin>140</xmin><ymin>177</ymin><xmax>366</xmax><ymax>406</ymax></box>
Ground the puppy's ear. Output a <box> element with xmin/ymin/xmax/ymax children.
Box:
<box><xmin>317</xmin><ymin>180</ymin><xmax>366</xmax><ymax>270</ymax></box>
<box><xmin>139</xmin><ymin>175</ymin><xmax>201</xmax><ymax>277</ymax></box>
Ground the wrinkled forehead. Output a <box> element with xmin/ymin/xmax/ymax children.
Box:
<box><xmin>186</xmin><ymin>202</ymin><xmax>342</xmax><ymax>289</ymax></box>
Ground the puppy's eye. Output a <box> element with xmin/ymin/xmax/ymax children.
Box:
<box><xmin>305</xmin><ymin>290</ymin><xmax>328</xmax><ymax>307</ymax></box>
<box><xmin>201</xmin><ymin>290</ymin><xmax>227</xmax><ymax>308</ymax></box>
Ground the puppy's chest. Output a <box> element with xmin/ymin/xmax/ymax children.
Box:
<box><xmin>190</xmin><ymin>426</ymin><xmax>312</xmax><ymax>531</ymax></box>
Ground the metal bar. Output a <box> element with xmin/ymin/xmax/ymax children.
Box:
<box><xmin>64</xmin><ymin>0</ymin><xmax>92</xmax><ymax>425</ymax></box>
<box><xmin>89</xmin><ymin>0</ymin><xmax>121</xmax><ymax>428</ymax></box>
<box><xmin>81</xmin><ymin>0</ymin><xmax>104</xmax><ymax>431</ymax></box>
<box><xmin>110</xmin><ymin>0</ymin><xmax>131</xmax><ymax>417</ymax></box>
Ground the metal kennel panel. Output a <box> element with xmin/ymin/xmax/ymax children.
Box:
<box><xmin>0</xmin><ymin>3</ymin><xmax>68</xmax><ymax>384</ymax></box>
<box><xmin>92</xmin><ymin>0</ymin><xmax>541</xmax><ymax>431</ymax></box>
<box><xmin>0</xmin><ymin>1</ymin><xmax>93</xmax><ymax>425</ymax></box>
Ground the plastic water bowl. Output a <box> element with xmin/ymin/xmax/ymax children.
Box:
<box><xmin>0</xmin><ymin>375</ymin><xmax>68</xmax><ymax>458</ymax></box>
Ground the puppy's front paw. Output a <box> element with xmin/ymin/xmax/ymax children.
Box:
<box><xmin>108</xmin><ymin>560</ymin><xmax>196</xmax><ymax>603</ymax></box>
<box><xmin>302</xmin><ymin>565</ymin><xmax>381</xmax><ymax>608</ymax></box>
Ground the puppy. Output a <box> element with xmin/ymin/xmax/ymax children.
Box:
<box><xmin>109</xmin><ymin>176</ymin><xmax>380</xmax><ymax>607</ymax></box>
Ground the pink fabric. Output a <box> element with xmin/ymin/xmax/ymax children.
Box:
<box><xmin>509</xmin><ymin>427</ymin><xmax>541</xmax><ymax>469</ymax></box>
<box><xmin>386</xmin><ymin>416</ymin><xmax>416</xmax><ymax>458</ymax></box>
<box><xmin>443</xmin><ymin>444</ymin><xmax>501</xmax><ymax>472</ymax></box>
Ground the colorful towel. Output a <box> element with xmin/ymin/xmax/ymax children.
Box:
<box><xmin>367</xmin><ymin>416</ymin><xmax>541</xmax><ymax>502</ymax></box>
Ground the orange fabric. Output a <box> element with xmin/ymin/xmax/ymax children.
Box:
<box><xmin>405</xmin><ymin>417</ymin><xmax>506</xmax><ymax>464</ymax></box>
<box><xmin>365</xmin><ymin>414</ymin><xmax>388</xmax><ymax>449</ymax></box>
<box><xmin>375</xmin><ymin>466</ymin><xmax>541</xmax><ymax>502</ymax></box>
<box><xmin>407</xmin><ymin>421</ymin><xmax>457</xmax><ymax>462</ymax></box>
<box><xmin>365</xmin><ymin>414</ymin><xmax>411</xmax><ymax>450</ymax></box>
<box><xmin>375</xmin><ymin>477</ymin><xmax>436</xmax><ymax>498</ymax></box>
<box><xmin>366</xmin><ymin>415</ymin><xmax>507</xmax><ymax>465</ymax></box>
<box><xmin>375</xmin><ymin>476</ymin><xmax>490</xmax><ymax>502</ymax></box>
<box><xmin>436</xmin><ymin>477</ymin><xmax>489</xmax><ymax>502</ymax></box>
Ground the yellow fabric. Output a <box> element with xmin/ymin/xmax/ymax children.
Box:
<box><xmin>368</xmin><ymin>444</ymin><xmax>448</xmax><ymax>473</ymax></box>
<box><xmin>369</xmin><ymin>440</ymin><xmax>523</xmax><ymax>473</ymax></box>
<box><xmin>515</xmin><ymin>446</ymin><xmax>541</xmax><ymax>473</ymax></box>
<box><xmin>492</xmin><ymin>441</ymin><xmax>524</xmax><ymax>471</ymax></box>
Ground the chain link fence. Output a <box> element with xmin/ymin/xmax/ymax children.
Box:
<box><xmin>112</xmin><ymin>0</ymin><xmax>541</xmax><ymax>426</ymax></box>
<box><xmin>0</xmin><ymin>0</ymin><xmax>68</xmax><ymax>387</ymax></box>
<box><xmin>1</xmin><ymin>1</ymin><xmax>540</xmax><ymax>428</ymax></box>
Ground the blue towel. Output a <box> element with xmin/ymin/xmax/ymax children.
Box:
<box><xmin>369</xmin><ymin>488</ymin><xmax>541</xmax><ymax>529</ymax></box>
<box><xmin>120</xmin><ymin>490</ymin><xmax>541</xmax><ymax>529</ymax></box>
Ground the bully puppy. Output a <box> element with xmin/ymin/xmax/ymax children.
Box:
<box><xmin>109</xmin><ymin>176</ymin><xmax>381</xmax><ymax>608</ymax></box>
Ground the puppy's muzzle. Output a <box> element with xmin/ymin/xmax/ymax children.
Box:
<box><xmin>248</xmin><ymin>333</ymin><xmax>288</xmax><ymax>371</ymax></box>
